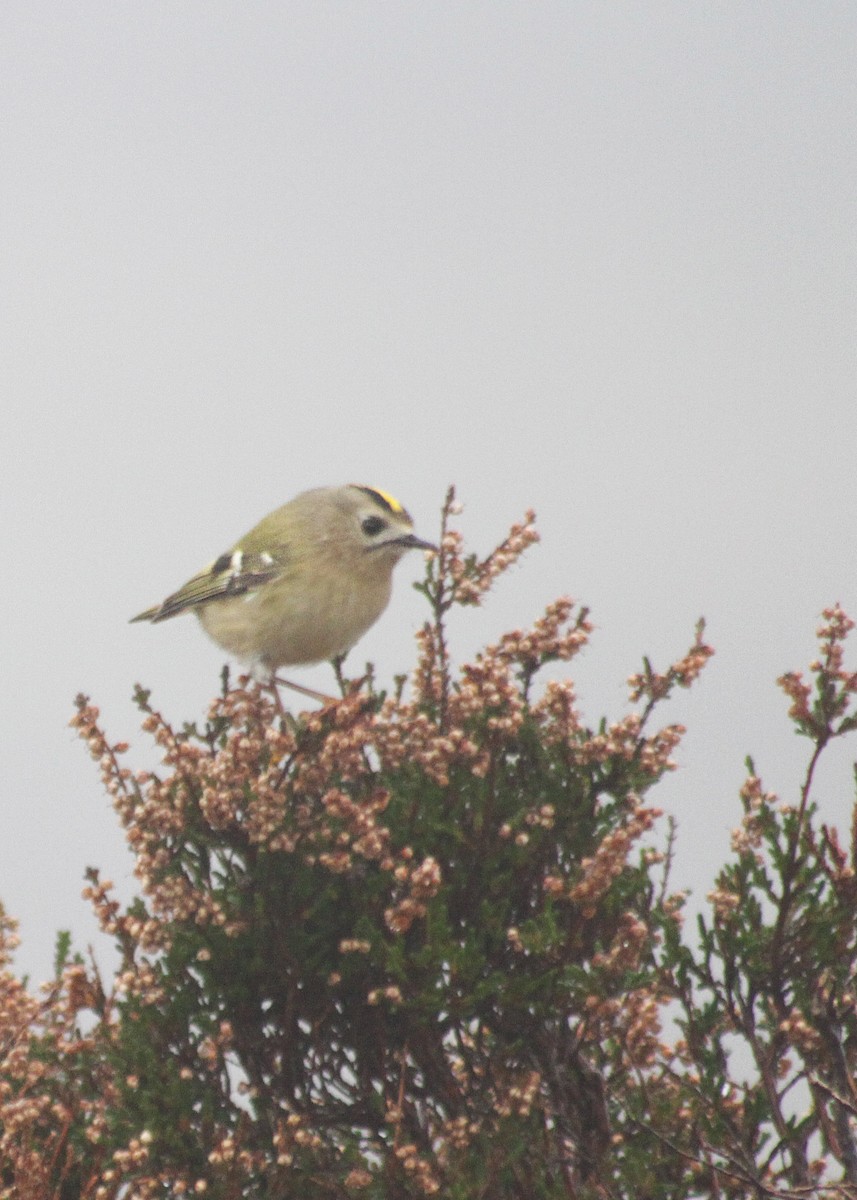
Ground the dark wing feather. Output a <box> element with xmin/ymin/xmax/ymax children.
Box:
<box><xmin>131</xmin><ymin>548</ymin><xmax>284</xmax><ymax>623</ymax></box>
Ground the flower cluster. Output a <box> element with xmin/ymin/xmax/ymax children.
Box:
<box><xmin>627</xmin><ymin>618</ymin><xmax>714</xmax><ymax>705</ymax></box>
<box><xmin>384</xmin><ymin>854</ymin><xmax>442</xmax><ymax>934</ymax></box>
<box><xmin>778</xmin><ymin>603</ymin><xmax>857</xmax><ymax>741</ymax></box>
<box><xmin>444</xmin><ymin>507</ymin><xmax>540</xmax><ymax>608</ymax></box>
<box><xmin>568</xmin><ymin>797</ymin><xmax>661</xmax><ymax>914</ymax></box>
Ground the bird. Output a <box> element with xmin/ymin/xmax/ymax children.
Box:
<box><xmin>131</xmin><ymin>484</ymin><xmax>436</xmax><ymax>701</ymax></box>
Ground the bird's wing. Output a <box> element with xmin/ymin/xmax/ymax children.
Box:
<box><xmin>131</xmin><ymin>546</ymin><xmax>286</xmax><ymax>623</ymax></box>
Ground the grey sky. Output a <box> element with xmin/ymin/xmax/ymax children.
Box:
<box><xmin>1</xmin><ymin>3</ymin><xmax>854</xmax><ymax>982</ymax></box>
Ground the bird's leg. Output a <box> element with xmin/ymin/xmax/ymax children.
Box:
<box><xmin>270</xmin><ymin>675</ymin><xmax>338</xmax><ymax>706</ymax></box>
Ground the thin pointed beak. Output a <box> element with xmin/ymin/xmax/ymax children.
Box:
<box><xmin>369</xmin><ymin>532</ymin><xmax>437</xmax><ymax>554</ymax></box>
<box><xmin>397</xmin><ymin>533</ymin><xmax>438</xmax><ymax>553</ymax></box>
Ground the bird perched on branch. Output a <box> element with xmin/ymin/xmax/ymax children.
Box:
<box><xmin>131</xmin><ymin>484</ymin><xmax>436</xmax><ymax>700</ymax></box>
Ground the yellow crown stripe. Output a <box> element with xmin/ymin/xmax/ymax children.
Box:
<box><xmin>352</xmin><ymin>485</ymin><xmax>405</xmax><ymax>515</ymax></box>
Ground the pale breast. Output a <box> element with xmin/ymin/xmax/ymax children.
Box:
<box><xmin>197</xmin><ymin>570</ymin><xmax>393</xmax><ymax>671</ymax></box>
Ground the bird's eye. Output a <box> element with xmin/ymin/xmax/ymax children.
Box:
<box><xmin>361</xmin><ymin>514</ymin><xmax>388</xmax><ymax>538</ymax></box>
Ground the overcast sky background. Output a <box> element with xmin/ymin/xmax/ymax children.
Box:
<box><xmin>1</xmin><ymin>3</ymin><xmax>854</xmax><ymax>984</ymax></box>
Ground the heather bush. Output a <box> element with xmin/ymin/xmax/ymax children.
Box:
<box><xmin>1</xmin><ymin>489</ymin><xmax>855</xmax><ymax>1198</ymax></box>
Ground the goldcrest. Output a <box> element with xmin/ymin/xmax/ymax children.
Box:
<box><xmin>131</xmin><ymin>485</ymin><xmax>436</xmax><ymax>680</ymax></box>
